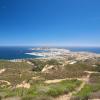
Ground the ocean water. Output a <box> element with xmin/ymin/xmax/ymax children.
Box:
<box><xmin>0</xmin><ymin>47</ymin><xmax>100</xmax><ymax>60</ymax></box>
<box><xmin>0</xmin><ymin>47</ymin><xmax>41</xmax><ymax>60</ymax></box>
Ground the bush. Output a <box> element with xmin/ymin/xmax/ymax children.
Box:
<box><xmin>30</xmin><ymin>60</ymin><xmax>46</xmax><ymax>71</ymax></box>
<box><xmin>74</xmin><ymin>84</ymin><xmax>92</xmax><ymax>99</ymax></box>
<box><xmin>46</xmin><ymin>80</ymin><xmax>81</xmax><ymax>97</ymax></box>
<box><xmin>46</xmin><ymin>59</ymin><xmax>60</xmax><ymax>65</ymax></box>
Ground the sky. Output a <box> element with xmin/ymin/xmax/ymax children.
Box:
<box><xmin>0</xmin><ymin>0</ymin><xmax>100</xmax><ymax>47</ymax></box>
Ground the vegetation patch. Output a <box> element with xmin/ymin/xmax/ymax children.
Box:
<box><xmin>46</xmin><ymin>79</ymin><xmax>81</xmax><ymax>97</ymax></box>
<box><xmin>0</xmin><ymin>79</ymin><xmax>81</xmax><ymax>99</ymax></box>
<box><xmin>89</xmin><ymin>73</ymin><xmax>100</xmax><ymax>84</ymax></box>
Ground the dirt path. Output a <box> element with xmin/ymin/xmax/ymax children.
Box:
<box><xmin>53</xmin><ymin>81</ymin><xmax>86</xmax><ymax>100</ymax></box>
<box><xmin>2</xmin><ymin>97</ymin><xmax>21</xmax><ymax>100</ymax></box>
<box><xmin>53</xmin><ymin>71</ymin><xmax>98</xmax><ymax>100</ymax></box>
<box><xmin>44</xmin><ymin>74</ymin><xmax>90</xmax><ymax>84</ymax></box>
<box><xmin>44</xmin><ymin>78</ymin><xmax>68</xmax><ymax>84</ymax></box>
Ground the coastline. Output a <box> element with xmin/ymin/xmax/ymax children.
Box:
<box><xmin>25</xmin><ymin>48</ymin><xmax>100</xmax><ymax>61</ymax></box>
<box><xmin>0</xmin><ymin>47</ymin><xmax>100</xmax><ymax>60</ymax></box>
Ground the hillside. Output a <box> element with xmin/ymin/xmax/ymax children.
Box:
<box><xmin>0</xmin><ymin>59</ymin><xmax>100</xmax><ymax>100</ymax></box>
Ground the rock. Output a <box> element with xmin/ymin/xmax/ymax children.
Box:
<box><xmin>16</xmin><ymin>81</ymin><xmax>30</xmax><ymax>89</ymax></box>
<box><xmin>41</xmin><ymin>64</ymin><xmax>62</xmax><ymax>74</ymax></box>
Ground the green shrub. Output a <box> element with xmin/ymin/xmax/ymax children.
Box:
<box><xmin>47</xmin><ymin>80</ymin><xmax>81</xmax><ymax>97</ymax></box>
<box><xmin>75</xmin><ymin>84</ymin><xmax>93</xmax><ymax>99</ymax></box>
<box><xmin>46</xmin><ymin>59</ymin><xmax>60</xmax><ymax>65</ymax></box>
<box><xmin>30</xmin><ymin>60</ymin><xmax>46</xmax><ymax>71</ymax></box>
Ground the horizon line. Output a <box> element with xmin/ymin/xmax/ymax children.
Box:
<box><xmin>0</xmin><ymin>45</ymin><xmax>100</xmax><ymax>48</ymax></box>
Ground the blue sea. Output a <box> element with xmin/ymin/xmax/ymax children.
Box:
<box><xmin>0</xmin><ymin>47</ymin><xmax>41</xmax><ymax>60</ymax></box>
<box><xmin>0</xmin><ymin>47</ymin><xmax>100</xmax><ymax>60</ymax></box>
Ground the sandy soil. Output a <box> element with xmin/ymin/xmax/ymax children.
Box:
<box><xmin>16</xmin><ymin>81</ymin><xmax>30</xmax><ymax>89</ymax></box>
<box><xmin>0</xmin><ymin>68</ymin><xmax>6</xmax><ymax>74</ymax></box>
<box><xmin>0</xmin><ymin>80</ymin><xmax>11</xmax><ymax>85</ymax></box>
